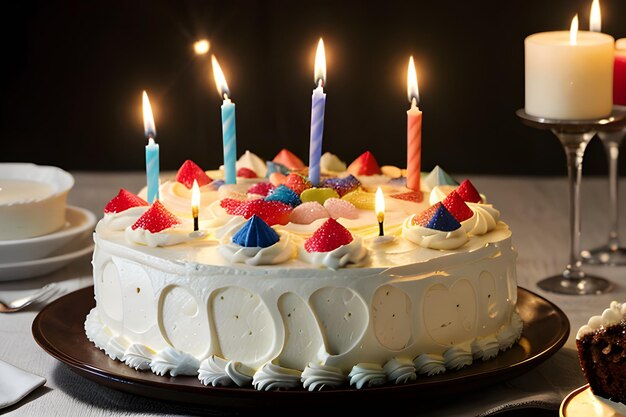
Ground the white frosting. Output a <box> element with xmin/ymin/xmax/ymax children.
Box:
<box><xmin>106</xmin><ymin>336</ymin><xmax>129</xmax><ymax>360</ymax></box>
<box><xmin>348</xmin><ymin>363</ymin><xmax>387</xmax><ymax>389</ymax></box>
<box><xmin>85</xmin><ymin>308</ymin><xmax>111</xmax><ymax>353</ymax></box>
<box><xmin>301</xmin><ymin>363</ymin><xmax>345</xmax><ymax>391</ymax></box>
<box><xmin>122</xmin><ymin>344</ymin><xmax>154</xmax><ymax>371</ymax></box>
<box><xmin>103</xmin><ymin>207</ymin><xmax>148</xmax><ymax>231</ymax></box>
<box><xmin>463</xmin><ymin>203</ymin><xmax>500</xmax><ymax>236</ymax></box>
<box><xmin>252</xmin><ymin>363</ymin><xmax>302</xmax><ymax>391</ymax></box>
<box><xmin>413</xmin><ymin>354</ymin><xmax>446</xmax><ymax>376</ymax></box>
<box><xmin>198</xmin><ymin>356</ymin><xmax>253</xmax><ymax>387</ymax></box>
<box><xmin>471</xmin><ymin>335</ymin><xmax>500</xmax><ymax>361</ymax></box>
<box><xmin>149</xmin><ymin>347</ymin><xmax>200</xmax><ymax>377</ymax></box>
<box><xmin>443</xmin><ymin>342</ymin><xmax>473</xmax><ymax>370</ymax></box>
<box><xmin>236</xmin><ymin>150</ymin><xmax>267</xmax><ymax>177</ymax></box>
<box><xmin>298</xmin><ymin>237</ymin><xmax>368</xmax><ymax>270</ymax></box>
<box><xmin>125</xmin><ymin>226</ymin><xmax>207</xmax><ymax>248</ymax></box>
<box><xmin>219</xmin><ymin>232</ymin><xmax>295</xmax><ymax>266</ymax></box>
<box><xmin>402</xmin><ymin>216</ymin><xmax>469</xmax><ymax>250</ymax></box>
<box><xmin>577</xmin><ymin>301</ymin><xmax>626</xmax><ymax>339</ymax></box>
<box><xmin>320</xmin><ymin>152</ymin><xmax>347</xmax><ymax>172</ymax></box>
<box><xmin>497</xmin><ymin>311</ymin><xmax>524</xmax><ymax>351</ymax></box>
<box><xmin>383</xmin><ymin>357</ymin><xmax>417</xmax><ymax>384</ymax></box>
<box><xmin>428</xmin><ymin>185</ymin><xmax>457</xmax><ymax>205</ymax></box>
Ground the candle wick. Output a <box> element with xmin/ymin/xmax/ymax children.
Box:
<box><xmin>411</xmin><ymin>97</ymin><xmax>418</xmax><ymax>108</ymax></box>
<box><xmin>223</xmin><ymin>93</ymin><xmax>229</xmax><ymax>101</ymax></box>
<box><xmin>378</xmin><ymin>221</ymin><xmax>384</xmax><ymax>237</ymax></box>
<box><xmin>317</xmin><ymin>79</ymin><xmax>323</xmax><ymax>89</ymax></box>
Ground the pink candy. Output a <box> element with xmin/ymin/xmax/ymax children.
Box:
<box><xmin>290</xmin><ymin>202</ymin><xmax>329</xmax><ymax>224</ymax></box>
<box><xmin>324</xmin><ymin>198</ymin><xmax>358</xmax><ymax>220</ymax></box>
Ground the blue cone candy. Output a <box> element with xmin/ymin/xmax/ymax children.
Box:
<box><xmin>266</xmin><ymin>161</ymin><xmax>290</xmax><ymax>177</ymax></box>
<box><xmin>423</xmin><ymin>165</ymin><xmax>458</xmax><ymax>190</ymax></box>
<box><xmin>265</xmin><ymin>185</ymin><xmax>301</xmax><ymax>207</ymax></box>
<box><xmin>232</xmin><ymin>215</ymin><xmax>280</xmax><ymax>248</ymax></box>
<box><xmin>427</xmin><ymin>205</ymin><xmax>461</xmax><ymax>232</ymax></box>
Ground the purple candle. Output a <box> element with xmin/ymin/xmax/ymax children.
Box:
<box><xmin>308</xmin><ymin>38</ymin><xmax>326</xmax><ymax>186</ymax></box>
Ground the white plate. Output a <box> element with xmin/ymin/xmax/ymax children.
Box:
<box><xmin>0</xmin><ymin>206</ymin><xmax>96</xmax><ymax>263</ymax></box>
<box><xmin>0</xmin><ymin>236</ymin><xmax>94</xmax><ymax>281</ymax></box>
<box><xmin>561</xmin><ymin>385</ymin><xmax>626</xmax><ymax>417</ymax></box>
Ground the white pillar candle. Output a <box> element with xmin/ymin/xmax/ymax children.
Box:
<box><xmin>525</xmin><ymin>17</ymin><xmax>614</xmax><ymax>120</ymax></box>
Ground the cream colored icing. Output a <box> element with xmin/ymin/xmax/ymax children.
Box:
<box><xmin>236</xmin><ymin>150</ymin><xmax>267</xmax><ymax>177</ymax></box>
<box><xmin>471</xmin><ymin>335</ymin><xmax>500</xmax><ymax>361</ymax></box>
<box><xmin>122</xmin><ymin>344</ymin><xmax>154</xmax><ymax>371</ymax></box>
<box><xmin>301</xmin><ymin>363</ymin><xmax>345</xmax><ymax>391</ymax></box>
<box><xmin>219</xmin><ymin>232</ymin><xmax>295</xmax><ymax>266</ymax></box>
<box><xmin>577</xmin><ymin>301</ymin><xmax>626</xmax><ymax>339</ymax></box>
<box><xmin>443</xmin><ymin>342</ymin><xmax>473</xmax><ymax>370</ymax></box>
<box><xmin>298</xmin><ymin>237</ymin><xmax>368</xmax><ymax>270</ymax></box>
<box><xmin>252</xmin><ymin>363</ymin><xmax>301</xmax><ymax>391</ymax></box>
<box><xmin>496</xmin><ymin>312</ymin><xmax>524</xmax><ymax>351</ymax></box>
<box><xmin>383</xmin><ymin>357</ymin><xmax>417</xmax><ymax>384</ymax></box>
<box><xmin>150</xmin><ymin>347</ymin><xmax>200</xmax><ymax>377</ymax></box>
<box><xmin>103</xmin><ymin>207</ymin><xmax>148</xmax><ymax>231</ymax></box>
<box><xmin>413</xmin><ymin>354</ymin><xmax>446</xmax><ymax>376</ymax></box>
<box><xmin>402</xmin><ymin>216</ymin><xmax>469</xmax><ymax>250</ymax></box>
<box><xmin>125</xmin><ymin>226</ymin><xmax>208</xmax><ymax>248</ymax></box>
<box><xmin>320</xmin><ymin>152</ymin><xmax>347</xmax><ymax>173</ymax></box>
<box><xmin>198</xmin><ymin>356</ymin><xmax>254</xmax><ymax>387</ymax></box>
<box><xmin>463</xmin><ymin>203</ymin><xmax>500</xmax><ymax>236</ymax></box>
<box><xmin>348</xmin><ymin>363</ymin><xmax>387</xmax><ymax>389</ymax></box>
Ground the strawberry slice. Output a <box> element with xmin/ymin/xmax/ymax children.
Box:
<box><xmin>175</xmin><ymin>160</ymin><xmax>212</xmax><ymax>189</ymax></box>
<box><xmin>220</xmin><ymin>198</ymin><xmax>291</xmax><ymax>226</ymax></box>
<box><xmin>273</xmin><ymin>149</ymin><xmax>305</xmax><ymax>170</ymax></box>
<box><xmin>347</xmin><ymin>151</ymin><xmax>382</xmax><ymax>176</ymax></box>
<box><xmin>247</xmin><ymin>182</ymin><xmax>275</xmax><ymax>197</ymax></box>
<box><xmin>131</xmin><ymin>200</ymin><xmax>180</xmax><ymax>233</ymax></box>
<box><xmin>456</xmin><ymin>179</ymin><xmax>481</xmax><ymax>203</ymax></box>
<box><xmin>284</xmin><ymin>172</ymin><xmax>312</xmax><ymax>195</ymax></box>
<box><xmin>442</xmin><ymin>191</ymin><xmax>474</xmax><ymax>222</ymax></box>
<box><xmin>304</xmin><ymin>218</ymin><xmax>353</xmax><ymax>253</ymax></box>
<box><xmin>104</xmin><ymin>189</ymin><xmax>148</xmax><ymax>214</ymax></box>
<box><xmin>237</xmin><ymin>167</ymin><xmax>258</xmax><ymax>178</ymax></box>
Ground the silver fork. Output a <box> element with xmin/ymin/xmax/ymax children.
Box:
<box><xmin>0</xmin><ymin>283</ymin><xmax>59</xmax><ymax>313</ymax></box>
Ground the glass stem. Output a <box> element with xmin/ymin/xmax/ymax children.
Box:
<box><xmin>599</xmin><ymin>131</ymin><xmax>625</xmax><ymax>251</ymax></box>
<box><xmin>554</xmin><ymin>130</ymin><xmax>595</xmax><ymax>280</ymax></box>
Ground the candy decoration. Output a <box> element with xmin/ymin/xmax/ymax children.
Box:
<box><xmin>387</xmin><ymin>176</ymin><xmax>407</xmax><ymax>187</ymax></box>
<box><xmin>266</xmin><ymin>161</ymin><xmax>290</xmax><ymax>177</ymax></box>
<box><xmin>269</xmin><ymin>172</ymin><xmax>288</xmax><ymax>187</ymax></box>
<box><xmin>232</xmin><ymin>215</ymin><xmax>280</xmax><ymax>248</ymax></box>
<box><xmin>290</xmin><ymin>202</ymin><xmax>329</xmax><ymax>224</ymax></box>
<box><xmin>412</xmin><ymin>202</ymin><xmax>461</xmax><ymax>232</ymax></box>
<box><xmin>220</xmin><ymin>198</ymin><xmax>292</xmax><ymax>226</ymax></box>
<box><xmin>300</xmin><ymin>187</ymin><xmax>340</xmax><ymax>205</ymax></box>
<box><xmin>442</xmin><ymin>191</ymin><xmax>474</xmax><ymax>222</ymax></box>
<box><xmin>390</xmin><ymin>191</ymin><xmax>424</xmax><ymax>203</ymax></box>
<box><xmin>456</xmin><ymin>179</ymin><xmax>482</xmax><ymax>203</ymax></box>
<box><xmin>175</xmin><ymin>160</ymin><xmax>212</xmax><ymax>189</ymax></box>
<box><xmin>324</xmin><ymin>198</ymin><xmax>358</xmax><ymax>220</ymax></box>
<box><xmin>346</xmin><ymin>151</ymin><xmax>382</xmax><ymax>176</ymax></box>
<box><xmin>104</xmin><ymin>189</ymin><xmax>148</xmax><ymax>214</ymax></box>
<box><xmin>304</xmin><ymin>218</ymin><xmax>353</xmax><ymax>253</ymax></box>
<box><xmin>284</xmin><ymin>172</ymin><xmax>313</xmax><ymax>195</ymax></box>
<box><xmin>413</xmin><ymin>203</ymin><xmax>442</xmax><ymax>227</ymax></box>
<box><xmin>265</xmin><ymin>185</ymin><xmax>302</xmax><ymax>207</ymax></box>
<box><xmin>423</xmin><ymin>165</ymin><xmax>458</xmax><ymax>190</ymax></box>
<box><xmin>237</xmin><ymin>167</ymin><xmax>258</xmax><ymax>179</ymax></box>
<box><xmin>273</xmin><ymin>149</ymin><xmax>306</xmax><ymax>170</ymax></box>
<box><xmin>321</xmin><ymin>174</ymin><xmax>361</xmax><ymax>197</ymax></box>
<box><xmin>131</xmin><ymin>200</ymin><xmax>180</xmax><ymax>233</ymax></box>
<box><xmin>209</xmin><ymin>179</ymin><xmax>225</xmax><ymax>190</ymax></box>
<box><xmin>342</xmin><ymin>189</ymin><xmax>376</xmax><ymax>210</ymax></box>
<box><xmin>248</xmin><ymin>182</ymin><xmax>275</xmax><ymax>197</ymax></box>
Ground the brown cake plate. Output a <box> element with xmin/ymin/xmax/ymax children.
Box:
<box><xmin>33</xmin><ymin>286</ymin><xmax>569</xmax><ymax>410</ymax></box>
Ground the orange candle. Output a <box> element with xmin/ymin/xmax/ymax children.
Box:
<box><xmin>406</xmin><ymin>57</ymin><xmax>422</xmax><ymax>192</ymax></box>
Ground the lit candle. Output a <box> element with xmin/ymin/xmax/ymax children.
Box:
<box><xmin>308</xmin><ymin>38</ymin><xmax>327</xmax><ymax>186</ymax></box>
<box><xmin>191</xmin><ymin>179</ymin><xmax>200</xmax><ymax>231</ymax></box>
<box><xmin>524</xmin><ymin>13</ymin><xmax>614</xmax><ymax>120</ymax></box>
<box><xmin>142</xmin><ymin>91</ymin><xmax>159</xmax><ymax>203</ymax></box>
<box><xmin>212</xmin><ymin>55</ymin><xmax>237</xmax><ymax>185</ymax></box>
<box><xmin>406</xmin><ymin>57</ymin><xmax>422</xmax><ymax>192</ymax></box>
<box><xmin>590</xmin><ymin>0</ymin><xmax>601</xmax><ymax>33</ymax></box>
<box><xmin>376</xmin><ymin>187</ymin><xmax>385</xmax><ymax>236</ymax></box>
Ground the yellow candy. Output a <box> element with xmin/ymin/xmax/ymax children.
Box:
<box><xmin>341</xmin><ymin>189</ymin><xmax>376</xmax><ymax>210</ymax></box>
<box><xmin>300</xmin><ymin>187</ymin><xmax>340</xmax><ymax>205</ymax></box>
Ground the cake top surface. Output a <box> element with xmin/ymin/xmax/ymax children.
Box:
<box><xmin>576</xmin><ymin>301</ymin><xmax>626</xmax><ymax>339</ymax></box>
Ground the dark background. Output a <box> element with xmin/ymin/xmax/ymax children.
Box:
<box><xmin>1</xmin><ymin>0</ymin><xmax>625</xmax><ymax>176</ymax></box>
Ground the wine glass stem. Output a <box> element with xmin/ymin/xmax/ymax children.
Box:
<box><xmin>599</xmin><ymin>131</ymin><xmax>625</xmax><ymax>250</ymax></box>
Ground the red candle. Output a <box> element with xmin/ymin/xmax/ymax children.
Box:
<box><xmin>406</xmin><ymin>57</ymin><xmax>422</xmax><ymax>191</ymax></box>
<box><xmin>614</xmin><ymin>39</ymin><xmax>626</xmax><ymax>106</ymax></box>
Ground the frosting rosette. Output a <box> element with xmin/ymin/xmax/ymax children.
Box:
<box><xmin>402</xmin><ymin>203</ymin><xmax>468</xmax><ymax>250</ymax></box>
<box><xmin>463</xmin><ymin>203</ymin><xmax>500</xmax><ymax>235</ymax></box>
<box><xmin>102</xmin><ymin>206</ymin><xmax>148</xmax><ymax>231</ymax></box>
<box><xmin>299</xmin><ymin>218</ymin><xmax>369</xmax><ymax>269</ymax></box>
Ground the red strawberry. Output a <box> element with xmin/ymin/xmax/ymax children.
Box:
<box><xmin>273</xmin><ymin>149</ymin><xmax>305</xmax><ymax>170</ymax></box>
<box><xmin>175</xmin><ymin>160</ymin><xmax>212</xmax><ymax>189</ymax></box>
<box><xmin>412</xmin><ymin>203</ymin><xmax>443</xmax><ymax>226</ymax></box>
<box><xmin>104</xmin><ymin>189</ymin><xmax>148</xmax><ymax>214</ymax></box>
<box><xmin>347</xmin><ymin>151</ymin><xmax>382</xmax><ymax>176</ymax></box>
<box><xmin>456</xmin><ymin>179</ymin><xmax>481</xmax><ymax>203</ymax></box>
<box><xmin>220</xmin><ymin>198</ymin><xmax>291</xmax><ymax>226</ymax></box>
<box><xmin>390</xmin><ymin>191</ymin><xmax>424</xmax><ymax>203</ymax></box>
<box><xmin>131</xmin><ymin>200</ymin><xmax>180</xmax><ymax>233</ymax></box>
<box><xmin>248</xmin><ymin>182</ymin><xmax>275</xmax><ymax>197</ymax></box>
<box><xmin>442</xmin><ymin>191</ymin><xmax>474</xmax><ymax>222</ymax></box>
<box><xmin>284</xmin><ymin>172</ymin><xmax>312</xmax><ymax>195</ymax></box>
<box><xmin>305</xmin><ymin>218</ymin><xmax>353</xmax><ymax>253</ymax></box>
<box><xmin>237</xmin><ymin>167</ymin><xmax>258</xmax><ymax>178</ymax></box>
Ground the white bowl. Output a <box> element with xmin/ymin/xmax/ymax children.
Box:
<box><xmin>0</xmin><ymin>163</ymin><xmax>74</xmax><ymax>240</ymax></box>
<box><xmin>0</xmin><ymin>206</ymin><xmax>96</xmax><ymax>263</ymax></box>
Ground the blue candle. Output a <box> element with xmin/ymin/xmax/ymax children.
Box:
<box><xmin>142</xmin><ymin>91</ymin><xmax>160</xmax><ymax>202</ymax></box>
<box><xmin>212</xmin><ymin>55</ymin><xmax>237</xmax><ymax>185</ymax></box>
<box><xmin>308</xmin><ymin>39</ymin><xmax>327</xmax><ymax>186</ymax></box>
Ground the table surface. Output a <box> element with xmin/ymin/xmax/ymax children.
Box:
<box><xmin>2</xmin><ymin>171</ymin><xmax>626</xmax><ymax>417</ymax></box>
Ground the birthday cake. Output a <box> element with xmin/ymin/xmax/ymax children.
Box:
<box><xmin>85</xmin><ymin>149</ymin><xmax>521</xmax><ymax>391</ymax></box>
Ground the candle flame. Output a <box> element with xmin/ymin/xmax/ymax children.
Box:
<box><xmin>142</xmin><ymin>90</ymin><xmax>156</xmax><ymax>139</ymax></box>
<box><xmin>407</xmin><ymin>56</ymin><xmax>419</xmax><ymax>106</ymax></box>
<box><xmin>375</xmin><ymin>187</ymin><xmax>385</xmax><ymax>223</ymax></box>
<box><xmin>194</xmin><ymin>39</ymin><xmax>210</xmax><ymax>55</ymax></box>
<box><xmin>211</xmin><ymin>55</ymin><xmax>230</xmax><ymax>99</ymax></box>
<box><xmin>192</xmin><ymin>179</ymin><xmax>200</xmax><ymax>210</ymax></box>
<box><xmin>570</xmin><ymin>14</ymin><xmax>579</xmax><ymax>45</ymax></box>
<box><xmin>314</xmin><ymin>38</ymin><xmax>326</xmax><ymax>87</ymax></box>
<box><xmin>590</xmin><ymin>0</ymin><xmax>601</xmax><ymax>32</ymax></box>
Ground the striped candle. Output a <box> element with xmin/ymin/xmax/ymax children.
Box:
<box><xmin>406</xmin><ymin>57</ymin><xmax>422</xmax><ymax>192</ymax></box>
<box><xmin>142</xmin><ymin>91</ymin><xmax>160</xmax><ymax>203</ymax></box>
<box><xmin>212</xmin><ymin>55</ymin><xmax>237</xmax><ymax>185</ymax></box>
<box><xmin>308</xmin><ymin>38</ymin><xmax>327</xmax><ymax>186</ymax></box>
